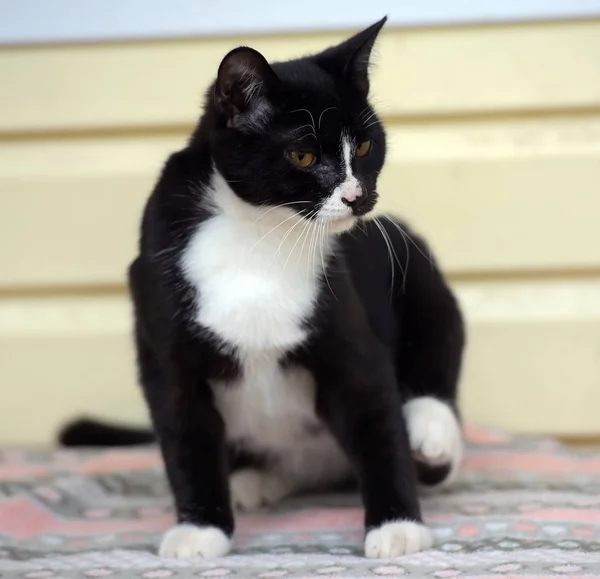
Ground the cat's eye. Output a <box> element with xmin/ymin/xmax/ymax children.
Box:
<box><xmin>289</xmin><ymin>151</ymin><xmax>315</xmax><ymax>168</ymax></box>
<box><xmin>355</xmin><ymin>140</ymin><xmax>372</xmax><ymax>157</ymax></box>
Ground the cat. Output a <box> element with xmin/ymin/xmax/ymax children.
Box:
<box><xmin>60</xmin><ymin>17</ymin><xmax>465</xmax><ymax>559</ymax></box>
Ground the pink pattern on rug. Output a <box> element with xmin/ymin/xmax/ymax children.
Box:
<box><xmin>0</xmin><ymin>496</ymin><xmax>171</xmax><ymax>540</ymax></box>
<box><xmin>464</xmin><ymin>451</ymin><xmax>600</xmax><ymax>473</ymax></box>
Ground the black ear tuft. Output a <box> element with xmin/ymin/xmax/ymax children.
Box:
<box><xmin>215</xmin><ymin>47</ymin><xmax>278</xmax><ymax>120</ymax></box>
<box><xmin>316</xmin><ymin>17</ymin><xmax>387</xmax><ymax>97</ymax></box>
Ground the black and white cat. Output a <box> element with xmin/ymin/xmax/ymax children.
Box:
<box><xmin>61</xmin><ymin>17</ymin><xmax>465</xmax><ymax>559</ymax></box>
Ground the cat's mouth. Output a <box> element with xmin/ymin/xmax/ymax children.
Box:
<box><xmin>314</xmin><ymin>204</ymin><xmax>360</xmax><ymax>234</ymax></box>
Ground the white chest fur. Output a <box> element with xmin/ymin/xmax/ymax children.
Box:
<box><xmin>181</xmin><ymin>175</ymin><xmax>322</xmax><ymax>352</ymax></box>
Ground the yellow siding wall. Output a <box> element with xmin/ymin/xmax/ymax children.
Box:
<box><xmin>1</xmin><ymin>20</ymin><xmax>600</xmax><ymax>443</ymax></box>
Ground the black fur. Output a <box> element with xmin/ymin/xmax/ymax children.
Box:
<box><xmin>60</xmin><ymin>18</ymin><xmax>464</xmax><ymax>546</ymax></box>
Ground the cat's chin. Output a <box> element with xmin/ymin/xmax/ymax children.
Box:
<box><xmin>327</xmin><ymin>216</ymin><xmax>358</xmax><ymax>234</ymax></box>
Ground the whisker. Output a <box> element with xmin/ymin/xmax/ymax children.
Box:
<box><xmin>363</xmin><ymin>119</ymin><xmax>382</xmax><ymax>130</ymax></box>
<box><xmin>283</xmin><ymin>210</ymin><xmax>316</xmax><ymax>272</ymax></box>
<box><xmin>247</xmin><ymin>212</ymin><xmax>299</xmax><ymax>254</ymax></box>
<box><xmin>325</xmin><ymin>223</ymin><xmax>338</xmax><ymax>301</ymax></box>
<box><xmin>297</xmin><ymin>133</ymin><xmax>318</xmax><ymax>142</ymax></box>
<box><xmin>318</xmin><ymin>107</ymin><xmax>338</xmax><ymax>131</ymax></box>
<box><xmin>361</xmin><ymin>110</ymin><xmax>379</xmax><ymax>126</ymax></box>
<box><xmin>357</xmin><ymin>219</ymin><xmax>369</xmax><ymax>238</ymax></box>
<box><xmin>308</xmin><ymin>214</ymin><xmax>320</xmax><ymax>278</ymax></box>
<box><xmin>291</xmin><ymin>123</ymin><xmax>312</xmax><ymax>132</ymax></box>
<box><xmin>299</xmin><ymin>214</ymin><xmax>316</xmax><ymax>276</ymax></box>
<box><xmin>359</xmin><ymin>105</ymin><xmax>372</xmax><ymax>120</ymax></box>
<box><xmin>289</xmin><ymin>123</ymin><xmax>318</xmax><ymax>140</ymax></box>
<box><xmin>376</xmin><ymin>216</ymin><xmax>408</xmax><ymax>292</ymax></box>
<box><xmin>318</xmin><ymin>220</ymin><xmax>337</xmax><ymax>301</ymax></box>
<box><xmin>368</xmin><ymin>98</ymin><xmax>392</xmax><ymax>112</ymax></box>
<box><xmin>382</xmin><ymin>215</ymin><xmax>434</xmax><ymax>268</ymax></box>
<box><xmin>253</xmin><ymin>201</ymin><xmax>311</xmax><ymax>224</ymax></box>
<box><xmin>390</xmin><ymin>221</ymin><xmax>410</xmax><ymax>292</ymax></box>
<box><xmin>274</xmin><ymin>214</ymin><xmax>305</xmax><ymax>261</ymax></box>
<box><xmin>373</xmin><ymin>216</ymin><xmax>407</xmax><ymax>297</ymax></box>
<box><xmin>397</xmin><ymin>228</ymin><xmax>411</xmax><ymax>289</ymax></box>
<box><xmin>289</xmin><ymin>108</ymin><xmax>316</xmax><ymax>132</ymax></box>
<box><xmin>372</xmin><ymin>217</ymin><xmax>395</xmax><ymax>298</ymax></box>
<box><xmin>290</xmin><ymin>123</ymin><xmax>315</xmax><ymax>134</ymax></box>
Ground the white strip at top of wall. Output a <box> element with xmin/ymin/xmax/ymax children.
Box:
<box><xmin>2</xmin><ymin>0</ymin><xmax>600</xmax><ymax>45</ymax></box>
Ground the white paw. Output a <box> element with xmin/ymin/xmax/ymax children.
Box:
<box><xmin>365</xmin><ymin>521</ymin><xmax>433</xmax><ymax>558</ymax></box>
<box><xmin>159</xmin><ymin>524</ymin><xmax>230</xmax><ymax>559</ymax></box>
<box><xmin>404</xmin><ymin>396</ymin><xmax>463</xmax><ymax>483</ymax></box>
<box><xmin>230</xmin><ymin>469</ymin><xmax>292</xmax><ymax>511</ymax></box>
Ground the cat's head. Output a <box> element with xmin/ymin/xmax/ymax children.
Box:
<box><xmin>204</xmin><ymin>18</ymin><xmax>387</xmax><ymax>234</ymax></box>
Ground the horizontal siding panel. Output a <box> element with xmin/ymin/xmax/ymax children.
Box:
<box><xmin>0</xmin><ymin>135</ymin><xmax>184</xmax><ymax>287</ymax></box>
<box><xmin>379</xmin><ymin>157</ymin><xmax>600</xmax><ymax>272</ymax></box>
<box><xmin>458</xmin><ymin>279</ymin><xmax>600</xmax><ymax>435</ymax></box>
<box><xmin>2</xmin><ymin>175</ymin><xmax>146</xmax><ymax>286</ymax></box>
<box><xmin>1</xmin><ymin>279</ymin><xmax>599</xmax><ymax>443</ymax></box>
<box><xmin>2</xmin><ymin>116</ymin><xmax>600</xmax><ymax>287</ymax></box>
<box><xmin>461</xmin><ymin>320</ymin><xmax>600</xmax><ymax>434</ymax></box>
<box><xmin>0</xmin><ymin>295</ymin><xmax>146</xmax><ymax>445</ymax></box>
<box><xmin>1</xmin><ymin>20</ymin><xmax>600</xmax><ymax>133</ymax></box>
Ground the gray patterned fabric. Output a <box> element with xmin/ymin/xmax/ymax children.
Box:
<box><xmin>0</xmin><ymin>426</ymin><xmax>599</xmax><ymax>578</ymax></box>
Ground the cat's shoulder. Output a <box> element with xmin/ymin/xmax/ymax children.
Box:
<box><xmin>150</xmin><ymin>146</ymin><xmax>214</xmax><ymax>210</ymax></box>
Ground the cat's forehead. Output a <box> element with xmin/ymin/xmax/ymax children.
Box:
<box><xmin>276</xmin><ymin>103</ymin><xmax>370</xmax><ymax>149</ymax></box>
<box><xmin>274</xmin><ymin>109</ymin><xmax>368</xmax><ymax>157</ymax></box>
<box><xmin>273</xmin><ymin>59</ymin><xmax>369</xmax><ymax>122</ymax></box>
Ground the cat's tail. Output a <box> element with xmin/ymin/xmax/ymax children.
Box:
<box><xmin>58</xmin><ymin>418</ymin><xmax>155</xmax><ymax>447</ymax></box>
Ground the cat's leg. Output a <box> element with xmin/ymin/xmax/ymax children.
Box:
<box><xmin>313</xmin><ymin>333</ymin><xmax>432</xmax><ymax>558</ymax></box>
<box><xmin>135</xmin><ymin>329</ymin><xmax>234</xmax><ymax>559</ymax></box>
<box><xmin>383</xmin><ymin>217</ymin><xmax>465</xmax><ymax>486</ymax></box>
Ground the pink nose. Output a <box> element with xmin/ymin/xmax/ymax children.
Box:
<box><xmin>341</xmin><ymin>185</ymin><xmax>362</xmax><ymax>206</ymax></box>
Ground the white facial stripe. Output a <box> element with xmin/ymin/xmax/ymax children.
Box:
<box><xmin>314</xmin><ymin>134</ymin><xmax>362</xmax><ymax>232</ymax></box>
<box><xmin>341</xmin><ymin>136</ymin><xmax>355</xmax><ymax>181</ymax></box>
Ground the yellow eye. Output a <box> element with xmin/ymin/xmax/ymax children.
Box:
<box><xmin>355</xmin><ymin>140</ymin><xmax>372</xmax><ymax>157</ymax></box>
<box><xmin>289</xmin><ymin>151</ymin><xmax>315</xmax><ymax>168</ymax></box>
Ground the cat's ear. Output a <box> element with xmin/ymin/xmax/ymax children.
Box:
<box><xmin>316</xmin><ymin>17</ymin><xmax>387</xmax><ymax>97</ymax></box>
<box><xmin>215</xmin><ymin>47</ymin><xmax>278</xmax><ymax>125</ymax></box>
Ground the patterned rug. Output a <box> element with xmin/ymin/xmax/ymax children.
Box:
<box><xmin>1</xmin><ymin>426</ymin><xmax>599</xmax><ymax>578</ymax></box>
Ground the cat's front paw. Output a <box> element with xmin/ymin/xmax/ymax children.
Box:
<box><xmin>365</xmin><ymin>520</ymin><xmax>432</xmax><ymax>558</ymax></box>
<box><xmin>230</xmin><ymin>469</ymin><xmax>292</xmax><ymax>511</ymax></box>
<box><xmin>404</xmin><ymin>396</ymin><xmax>463</xmax><ymax>487</ymax></box>
<box><xmin>159</xmin><ymin>524</ymin><xmax>230</xmax><ymax>559</ymax></box>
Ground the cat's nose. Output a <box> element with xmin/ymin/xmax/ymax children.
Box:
<box><xmin>340</xmin><ymin>185</ymin><xmax>362</xmax><ymax>207</ymax></box>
